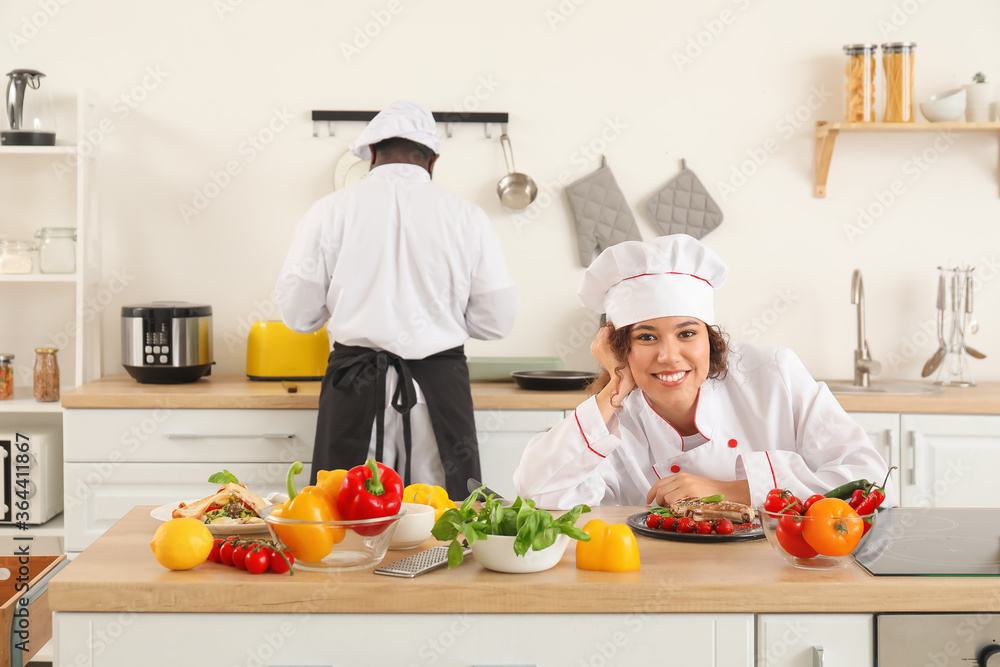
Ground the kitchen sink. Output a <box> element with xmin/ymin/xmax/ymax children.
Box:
<box><xmin>822</xmin><ymin>380</ymin><xmax>943</xmax><ymax>395</ymax></box>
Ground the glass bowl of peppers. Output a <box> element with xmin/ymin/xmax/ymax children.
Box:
<box><xmin>758</xmin><ymin>496</ymin><xmax>878</xmax><ymax>571</ymax></box>
<box><xmin>260</xmin><ymin>458</ymin><xmax>406</xmax><ymax>572</ymax></box>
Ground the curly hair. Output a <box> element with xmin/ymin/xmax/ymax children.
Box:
<box><xmin>587</xmin><ymin>321</ymin><xmax>730</xmax><ymax>396</ymax></box>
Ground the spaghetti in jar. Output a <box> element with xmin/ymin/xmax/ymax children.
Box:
<box><xmin>844</xmin><ymin>44</ymin><xmax>876</xmax><ymax>122</ymax></box>
<box><xmin>882</xmin><ymin>42</ymin><xmax>916</xmax><ymax>122</ymax></box>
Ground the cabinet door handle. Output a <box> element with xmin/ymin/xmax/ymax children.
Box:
<box><xmin>166</xmin><ymin>433</ymin><xmax>295</xmax><ymax>440</ymax></box>
<box><xmin>881</xmin><ymin>428</ymin><xmax>893</xmax><ymax>464</ymax></box>
<box><xmin>908</xmin><ymin>430</ymin><xmax>917</xmax><ymax>485</ymax></box>
<box><xmin>812</xmin><ymin>645</ymin><xmax>824</xmax><ymax>667</ymax></box>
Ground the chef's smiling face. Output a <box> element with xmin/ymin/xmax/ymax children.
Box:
<box><xmin>628</xmin><ymin>316</ymin><xmax>710</xmax><ymax>417</ymax></box>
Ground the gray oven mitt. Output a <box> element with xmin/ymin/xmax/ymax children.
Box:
<box><xmin>646</xmin><ymin>160</ymin><xmax>723</xmax><ymax>239</ymax></box>
<box><xmin>565</xmin><ymin>160</ymin><xmax>642</xmax><ymax>267</ymax></box>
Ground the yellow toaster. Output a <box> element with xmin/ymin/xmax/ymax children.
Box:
<box><xmin>246</xmin><ymin>320</ymin><xmax>330</xmax><ymax>381</ymax></box>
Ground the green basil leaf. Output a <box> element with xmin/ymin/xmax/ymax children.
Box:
<box><xmin>649</xmin><ymin>505</ymin><xmax>674</xmax><ymax>517</ymax></box>
<box><xmin>446</xmin><ymin>539</ymin><xmax>466</xmax><ymax>569</ymax></box>
<box><xmin>700</xmin><ymin>494</ymin><xmax>725</xmax><ymax>503</ymax></box>
<box><xmin>207</xmin><ymin>469</ymin><xmax>239</xmax><ymax>485</ymax></box>
<box><xmin>431</xmin><ymin>508</ymin><xmax>463</xmax><ymax>541</ymax></box>
<box><xmin>555</xmin><ymin>503</ymin><xmax>591</xmax><ymax>528</ymax></box>
<box><xmin>560</xmin><ymin>525</ymin><xmax>591</xmax><ymax>541</ymax></box>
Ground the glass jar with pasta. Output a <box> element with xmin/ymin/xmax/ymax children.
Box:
<box><xmin>882</xmin><ymin>42</ymin><xmax>917</xmax><ymax>122</ymax></box>
<box><xmin>844</xmin><ymin>44</ymin><xmax>876</xmax><ymax>122</ymax></box>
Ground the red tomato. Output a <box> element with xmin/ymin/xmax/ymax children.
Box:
<box><xmin>660</xmin><ymin>517</ymin><xmax>678</xmax><ymax>532</ymax></box>
<box><xmin>219</xmin><ymin>541</ymin><xmax>237</xmax><ymax>566</ymax></box>
<box><xmin>233</xmin><ymin>543</ymin><xmax>255</xmax><ymax>570</ymax></box>
<box><xmin>802</xmin><ymin>498</ymin><xmax>864</xmax><ymax>557</ymax></box>
<box><xmin>802</xmin><ymin>494</ymin><xmax>826</xmax><ymax>513</ymax></box>
<box><xmin>245</xmin><ymin>549</ymin><xmax>270</xmax><ymax>574</ymax></box>
<box><xmin>269</xmin><ymin>548</ymin><xmax>294</xmax><ymax>574</ymax></box>
<box><xmin>696</xmin><ymin>521</ymin><xmax>713</xmax><ymax>534</ymax></box>
<box><xmin>676</xmin><ymin>517</ymin><xmax>696</xmax><ymax>533</ymax></box>
<box><xmin>208</xmin><ymin>538</ymin><xmax>224</xmax><ymax>563</ymax></box>
<box><xmin>776</xmin><ymin>523</ymin><xmax>818</xmax><ymax>558</ymax></box>
<box><xmin>778</xmin><ymin>514</ymin><xmax>805</xmax><ymax>535</ymax></box>
<box><xmin>714</xmin><ymin>518</ymin><xmax>734</xmax><ymax>535</ymax></box>
<box><xmin>763</xmin><ymin>489</ymin><xmax>795</xmax><ymax>513</ymax></box>
<box><xmin>646</xmin><ymin>514</ymin><xmax>663</xmax><ymax>529</ymax></box>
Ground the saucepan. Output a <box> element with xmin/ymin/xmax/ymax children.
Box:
<box><xmin>496</xmin><ymin>133</ymin><xmax>538</xmax><ymax>210</ymax></box>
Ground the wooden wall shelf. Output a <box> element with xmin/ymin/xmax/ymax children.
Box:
<box><xmin>814</xmin><ymin>120</ymin><xmax>1000</xmax><ymax>197</ymax></box>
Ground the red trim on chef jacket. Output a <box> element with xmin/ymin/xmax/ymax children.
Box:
<box><xmin>574</xmin><ymin>410</ymin><xmax>606</xmax><ymax>459</ymax></box>
<box><xmin>765</xmin><ymin>451</ymin><xmax>778</xmax><ymax>489</ymax></box>
<box><xmin>641</xmin><ymin>389</ymin><xmax>707</xmax><ymax>449</ymax></box>
<box><xmin>619</xmin><ymin>271</ymin><xmax>716</xmax><ymax>288</ymax></box>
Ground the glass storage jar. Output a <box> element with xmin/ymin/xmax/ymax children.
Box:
<box><xmin>0</xmin><ymin>240</ymin><xmax>35</xmax><ymax>274</ymax></box>
<box><xmin>33</xmin><ymin>347</ymin><xmax>59</xmax><ymax>402</ymax></box>
<box><xmin>0</xmin><ymin>354</ymin><xmax>13</xmax><ymax>400</ymax></box>
<box><xmin>34</xmin><ymin>227</ymin><xmax>76</xmax><ymax>274</ymax></box>
<box><xmin>882</xmin><ymin>42</ymin><xmax>917</xmax><ymax>122</ymax></box>
<box><xmin>844</xmin><ymin>43</ymin><xmax>876</xmax><ymax>122</ymax></box>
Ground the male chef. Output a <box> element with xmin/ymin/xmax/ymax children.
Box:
<box><xmin>276</xmin><ymin>101</ymin><xmax>519</xmax><ymax>498</ymax></box>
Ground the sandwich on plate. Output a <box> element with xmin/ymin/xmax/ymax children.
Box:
<box><xmin>172</xmin><ymin>482</ymin><xmax>268</xmax><ymax>525</ymax></box>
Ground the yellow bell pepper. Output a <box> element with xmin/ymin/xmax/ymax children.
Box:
<box><xmin>316</xmin><ymin>468</ymin><xmax>348</xmax><ymax>509</ymax></box>
<box><xmin>269</xmin><ymin>461</ymin><xmax>345</xmax><ymax>563</ymax></box>
<box><xmin>575</xmin><ymin>519</ymin><xmax>641</xmax><ymax>572</ymax></box>
<box><xmin>403</xmin><ymin>483</ymin><xmax>456</xmax><ymax>520</ymax></box>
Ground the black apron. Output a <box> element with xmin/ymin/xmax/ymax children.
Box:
<box><xmin>310</xmin><ymin>342</ymin><xmax>480</xmax><ymax>499</ymax></box>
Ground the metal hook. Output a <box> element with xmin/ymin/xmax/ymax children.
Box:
<box><xmin>445</xmin><ymin>122</ymin><xmax>454</xmax><ymax>138</ymax></box>
<box><xmin>681</xmin><ymin>158</ymin><xmax>687</xmax><ymax>170</ymax></box>
<box><xmin>328</xmin><ymin>121</ymin><xmax>336</xmax><ymax>137</ymax></box>
<box><xmin>484</xmin><ymin>122</ymin><xmax>492</xmax><ymax>139</ymax></box>
<box><xmin>601</xmin><ymin>154</ymin><xmax>607</xmax><ymax>168</ymax></box>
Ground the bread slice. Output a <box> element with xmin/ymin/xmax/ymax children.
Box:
<box><xmin>172</xmin><ymin>483</ymin><xmax>268</xmax><ymax>522</ymax></box>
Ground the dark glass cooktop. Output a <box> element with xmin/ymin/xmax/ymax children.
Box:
<box><xmin>854</xmin><ymin>508</ymin><xmax>1000</xmax><ymax>576</ymax></box>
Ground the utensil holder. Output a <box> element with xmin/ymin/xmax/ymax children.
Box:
<box><xmin>936</xmin><ymin>266</ymin><xmax>975</xmax><ymax>387</ymax></box>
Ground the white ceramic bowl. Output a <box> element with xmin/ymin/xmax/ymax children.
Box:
<box><xmin>920</xmin><ymin>88</ymin><xmax>966</xmax><ymax>122</ymax></box>
<box><xmin>469</xmin><ymin>534</ymin><xmax>570</xmax><ymax>573</ymax></box>
<box><xmin>388</xmin><ymin>502</ymin><xmax>436</xmax><ymax>550</ymax></box>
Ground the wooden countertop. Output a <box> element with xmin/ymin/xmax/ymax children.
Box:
<box><xmin>61</xmin><ymin>374</ymin><xmax>1000</xmax><ymax>414</ymax></box>
<box><xmin>48</xmin><ymin>505</ymin><xmax>1000</xmax><ymax>614</ymax></box>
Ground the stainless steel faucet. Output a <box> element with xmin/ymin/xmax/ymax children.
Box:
<box><xmin>851</xmin><ymin>269</ymin><xmax>881</xmax><ymax>387</ymax></box>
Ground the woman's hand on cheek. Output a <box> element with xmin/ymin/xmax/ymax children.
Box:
<box><xmin>646</xmin><ymin>475</ymin><xmax>752</xmax><ymax>507</ymax></box>
<box><xmin>590</xmin><ymin>326</ymin><xmax>617</xmax><ymax>375</ymax></box>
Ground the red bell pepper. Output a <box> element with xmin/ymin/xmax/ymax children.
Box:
<box><xmin>338</xmin><ymin>458</ymin><xmax>403</xmax><ymax>536</ymax></box>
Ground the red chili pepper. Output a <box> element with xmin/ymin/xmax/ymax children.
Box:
<box><xmin>848</xmin><ymin>488</ymin><xmax>867</xmax><ymax>510</ymax></box>
<box><xmin>855</xmin><ymin>489</ymin><xmax>879</xmax><ymax>515</ymax></box>
<box><xmin>871</xmin><ymin>488</ymin><xmax>886</xmax><ymax>509</ymax></box>
<box><xmin>338</xmin><ymin>458</ymin><xmax>403</xmax><ymax>536</ymax></box>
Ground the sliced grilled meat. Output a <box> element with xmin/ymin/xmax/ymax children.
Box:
<box><xmin>667</xmin><ymin>497</ymin><xmax>755</xmax><ymax>524</ymax></box>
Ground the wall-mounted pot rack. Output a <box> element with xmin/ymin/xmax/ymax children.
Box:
<box><xmin>311</xmin><ymin>110</ymin><xmax>509</xmax><ymax>139</ymax></box>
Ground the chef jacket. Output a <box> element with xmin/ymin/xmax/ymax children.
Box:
<box><xmin>276</xmin><ymin>162</ymin><xmax>519</xmax><ymax>359</ymax></box>
<box><xmin>514</xmin><ymin>342</ymin><xmax>895</xmax><ymax>510</ymax></box>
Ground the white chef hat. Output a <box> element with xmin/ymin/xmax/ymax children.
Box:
<box><xmin>578</xmin><ymin>234</ymin><xmax>728</xmax><ymax>327</ymax></box>
<box><xmin>349</xmin><ymin>101</ymin><xmax>440</xmax><ymax>160</ymax></box>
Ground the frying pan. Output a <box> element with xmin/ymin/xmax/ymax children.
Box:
<box><xmin>511</xmin><ymin>370</ymin><xmax>598</xmax><ymax>391</ymax></box>
<box><xmin>496</xmin><ymin>133</ymin><xmax>538</xmax><ymax>210</ymax></box>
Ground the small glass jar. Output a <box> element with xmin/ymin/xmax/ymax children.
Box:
<box><xmin>843</xmin><ymin>44</ymin><xmax>876</xmax><ymax>122</ymax></box>
<box><xmin>34</xmin><ymin>227</ymin><xmax>76</xmax><ymax>274</ymax></box>
<box><xmin>33</xmin><ymin>347</ymin><xmax>59</xmax><ymax>402</ymax></box>
<box><xmin>0</xmin><ymin>354</ymin><xmax>13</xmax><ymax>400</ymax></box>
<box><xmin>0</xmin><ymin>240</ymin><xmax>36</xmax><ymax>274</ymax></box>
<box><xmin>882</xmin><ymin>42</ymin><xmax>917</xmax><ymax>122</ymax></box>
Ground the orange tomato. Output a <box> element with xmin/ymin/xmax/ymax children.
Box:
<box><xmin>801</xmin><ymin>498</ymin><xmax>864</xmax><ymax>557</ymax></box>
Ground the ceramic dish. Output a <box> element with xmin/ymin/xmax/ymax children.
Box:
<box><xmin>333</xmin><ymin>151</ymin><xmax>370</xmax><ymax>190</ymax></box>
<box><xmin>388</xmin><ymin>502</ymin><xmax>436</xmax><ymax>550</ymax></box>
<box><xmin>149</xmin><ymin>502</ymin><xmax>270</xmax><ymax>535</ymax></box>
<box><xmin>625</xmin><ymin>512</ymin><xmax>764</xmax><ymax>543</ymax></box>
<box><xmin>469</xmin><ymin>534</ymin><xmax>570</xmax><ymax>573</ymax></box>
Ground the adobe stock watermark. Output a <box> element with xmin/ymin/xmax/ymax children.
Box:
<box><xmin>672</xmin><ymin>0</ymin><xmax>755</xmax><ymax>73</ymax></box>
<box><xmin>213</xmin><ymin>0</ymin><xmax>250</xmax><ymax>20</ymax></box>
<box><xmin>510</xmin><ymin>116</ymin><xmax>629</xmax><ymax>234</ymax></box>
<box><xmin>716</xmin><ymin>85</ymin><xmax>832</xmax><ymax>201</ymax></box>
<box><xmin>738</xmin><ymin>287</ymin><xmax>800</xmax><ymax>343</ymax></box>
<box><xmin>544</xmin><ymin>0</ymin><xmax>588</xmax><ymax>30</ymax></box>
<box><xmin>7</xmin><ymin>0</ymin><xmax>72</xmax><ymax>51</ymax></box>
<box><xmin>178</xmin><ymin>107</ymin><xmax>293</xmax><ymax>224</ymax></box>
<box><xmin>52</xmin><ymin>66</ymin><xmax>169</xmax><ymax>183</ymax></box>
<box><xmin>843</xmin><ymin>129</ymin><xmax>957</xmax><ymax>243</ymax></box>
<box><xmin>340</xmin><ymin>0</ymin><xmax>407</xmax><ymax>63</ymax></box>
<box><xmin>877</xmin><ymin>0</ymin><xmax>930</xmax><ymax>39</ymax></box>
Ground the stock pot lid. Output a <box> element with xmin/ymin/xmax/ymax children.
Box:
<box><xmin>122</xmin><ymin>302</ymin><xmax>212</xmax><ymax>318</ymax></box>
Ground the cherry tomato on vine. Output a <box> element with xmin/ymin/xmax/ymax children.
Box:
<box><xmin>208</xmin><ymin>538</ymin><xmax>224</xmax><ymax>563</ymax></box>
<box><xmin>233</xmin><ymin>542</ymin><xmax>257</xmax><ymax>570</ymax></box>
<box><xmin>269</xmin><ymin>548</ymin><xmax>294</xmax><ymax>574</ymax></box>
<box><xmin>696</xmin><ymin>521</ymin><xmax>713</xmax><ymax>534</ymax></box>
<box><xmin>245</xmin><ymin>548</ymin><xmax>270</xmax><ymax>574</ymax></box>
<box><xmin>763</xmin><ymin>489</ymin><xmax>795</xmax><ymax>513</ymax></box>
<box><xmin>675</xmin><ymin>517</ymin><xmax>696</xmax><ymax>533</ymax></box>
<box><xmin>802</xmin><ymin>494</ymin><xmax>826</xmax><ymax>513</ymax></box>
<box><xmin>646</xmin><ymin>514</ymin><xmax>663</xmax><ymax>529</ymax></box>
<box><xmin>714</xmin><ymin>518</ymin><xmax>734</xmax><ymax>535</ymax></box>
<box><xmin>778</xmin><ymin>514</ymin><xmax>806</xmax><ymax>535</ymax></box>
<box><xmin>219</xmin><ymin>540</ymin><xmax>237</xmax><ymax>566</ymax></box>
<box><xmin>660</xmin><ymin>517</ymin><xmax>678</xmax><ymax>532</ymax></box>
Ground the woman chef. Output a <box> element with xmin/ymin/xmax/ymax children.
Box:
<box><xmin>276</xmin><ymin>101</ymin><xmax>519</xmax><ymax>498</ymax></box>
<box><xmin>514</xmin><ymin>234</ymin><xmax>893</xmax><ymax>510</ymax></box>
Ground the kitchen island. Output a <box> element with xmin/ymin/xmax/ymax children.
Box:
<box><xmin>47</xmin><ymin>505</ymin><xmax>1000</xmax><ymax>666</ymax></box>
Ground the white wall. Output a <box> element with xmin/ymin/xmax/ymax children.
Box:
<box><xmin>4</xmin><ymin>0</ymin><xmax>1000</xmax><ymax>385</ymax></box>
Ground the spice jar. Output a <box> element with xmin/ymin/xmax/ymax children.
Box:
<box><xmin>843</xmin><ymin>44</ymin><xmax>876</xmax><ymax>122</ymax></box>
<box><xmin>882</xmin><ymin>42</ymin><xmax>917</xmax><ymax>122</ymax></box>
<box><xmin>0</xmin><ymin>354</ymin><xmax>13</xmax><ymax>400</ymax></box>
<box><xmin>0</xmin><ymin>240</ymin><xmax>35</xmax><ymax>274</ymax></box>
<box><xmin>34</xmin><ymin>227</ymin><xmax>76</xmax><ymax>274</ymax></box>
<box><xmin>33</xmin><ymin>347</ymin><xmax>59</xmax><ymax>402</ymax></box>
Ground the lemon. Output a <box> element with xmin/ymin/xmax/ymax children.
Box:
<box><xmin>150</xmin><ymin>518</ymin><xmax>214</xmax><ymax>571</ymax></box>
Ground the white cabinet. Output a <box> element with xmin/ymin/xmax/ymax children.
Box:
<box><xmin>474</xmin><ymin>409</ymin><xmax>565</xmax><ymax>500</ymax></box>
<box><xmin>846</xmin><ymin>412</ymin><xmax>900</xmax><ymax>495</ymax></box>
<box><xmin>61</xmin><ymin>408</ymin><xmax>316</xmax><ymax>552</ymax></box>
<box><xmin>54</xmin><ymin>611</ymin><xmax>754</xmax><ymax>667</ymax></box>
<box><xmin>899</xmin><ymin>414</ymin><xmax>1000</xmax><ymax>507</ymax></box>
<box><xmin>757</xmin><ymin>614</ymin><xmax>873</xmax><ymax>667</ymax></box>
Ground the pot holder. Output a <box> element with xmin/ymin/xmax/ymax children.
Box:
<box><xmin>565</xmin><ymin>158</ymin><xmax>642</xmax><ymax>267</ymax></box>
<box><xmin>646</xmin><ymin>160</ymin><xmax>723</xmax><ymax>239</ymax></box>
